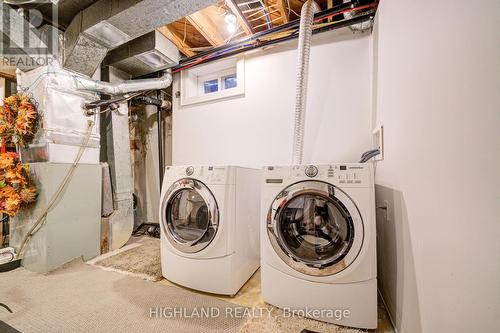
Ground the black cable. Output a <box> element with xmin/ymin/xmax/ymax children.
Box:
<box><xmin>361</xmin><ymin>149</ymin><xmax>379</xmax><ymax>159</ymax></box>
<box><xmin>177</xmin><ymin>0</ymin><xmax>362</xmax><ymax>65</ymax></box>
<box><xmin>359</xmin><ymin>149</ymin><xmax>380</xmax><ymax>163</ymax></box>
<box><xmin>174</xmin><ymin>11</ymin><xmax>375</xmax><ymax>71</ymax></box>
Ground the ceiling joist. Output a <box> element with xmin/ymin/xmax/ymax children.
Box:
<box><xmin>187</xmin><ymin>9</ymin><xmax>225</xmax><ymax>46</ymax></box>
<box><xmin>275</xmin><ymin>0</ymin><xmax>289</xmax><ymax>23</ymax></box>
<box><xmin>158</xmin><ymin>25</ymin><xmax>196</xmax><ymax>57</ymax></box>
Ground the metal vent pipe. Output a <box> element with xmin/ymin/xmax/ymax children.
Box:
<box><xmin>73</xmin><ymin>70</ymin><xmax>172</xmax><ymax>95</ymax></box>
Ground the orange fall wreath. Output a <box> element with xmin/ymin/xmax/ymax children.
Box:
<box><xmin>0</xmin><ymin>152</ymin><xmax>38</xmax><ymax>216</ymax></box>
<box><xmin>0</xmin><ymin>93</ymin><xmax>39</xmax><ymax>147</ymax></box>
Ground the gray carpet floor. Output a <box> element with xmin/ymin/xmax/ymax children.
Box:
<box><xmin>92</xmin><ymin>236</ymin><xmax>162</xmax><ymax>281</ymax></box>
<box><xmin>0</xmin><ymin>260</ymin><xmax>246</xmax><ymax>333</ymax></box>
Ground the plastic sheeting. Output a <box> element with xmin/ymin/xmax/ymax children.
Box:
<box><xmin>16</xmin><ymin>63</ymin><xmax>101</xmax><ymax>164</ymax></box>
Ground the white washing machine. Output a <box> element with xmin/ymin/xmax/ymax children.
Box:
<box><xmin>261</xmin><ymin>164</ymin><xmax>377</xmax><ymax>329</ymax></box>
<box><xmin>159</xmin><ymin>165</ymin><xmax>261</xmax><ymax>295</ymax></box>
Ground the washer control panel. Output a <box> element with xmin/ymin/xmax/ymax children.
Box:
<box><xmin>264</xmin><ymin>164</ymin><xmax>372</xmax><ymax>187</ymax></box>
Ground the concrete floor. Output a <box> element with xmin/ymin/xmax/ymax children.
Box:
<box><xmin>159</xmin><ymin>268</ymin><xmax>394</xmax><ymax>333</ymax></box>
<box><xmin>95</xmin><ymin>235</ymin><xmax>395</xmax><ymax>332</ymax></box>
<box><xmin>1</xmin><ymin>234</ymin><xmax>394</xmax><ymax>333</ymax></box>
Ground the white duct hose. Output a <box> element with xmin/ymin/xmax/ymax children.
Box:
<box><xmin>292</xmin><ymin>0</ymin><xmax>320</xmax><ymax>165</ymax></box>
<box><xmin>73</xmin><ymin>70</ymin><xmax>173</xmax><ymax>96</ymax></box>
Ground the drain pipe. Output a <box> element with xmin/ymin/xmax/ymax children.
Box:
<box><xmin>292</xmin><ymin>0</ymin><xmax>320</xmax><ymax>165</ymax></box>
<box><xmin>156</xmin><ymin>89</ymin><xmax>165</xmax><ymax>190</ymax></box>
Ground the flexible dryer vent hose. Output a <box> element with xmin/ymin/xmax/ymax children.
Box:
<box><xmin>292</xmin><ymin>0</ymin><xmax>320</xmax><ymax>165</ymax></box>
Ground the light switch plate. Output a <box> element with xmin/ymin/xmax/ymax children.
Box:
<box><xmin>373</xmin><ymin>125</ymin><xmax>384</xmax><ymax>161</ymax></box>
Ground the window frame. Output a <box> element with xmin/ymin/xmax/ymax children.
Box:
<box><xmin>180</xmin><ymin>57</ymin><xmax>245</xmax><ymax>106</ymax></box>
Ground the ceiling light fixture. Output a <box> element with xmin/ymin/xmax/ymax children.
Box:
<box><xmin>224</xmin><ymin>13</ymin><xmax>237</xmax><ymax>25</ymax></box>
<box><xmin>225</xmin><ymin>13</ymin><xmax>237</xmax><ymax>33</ymax></box>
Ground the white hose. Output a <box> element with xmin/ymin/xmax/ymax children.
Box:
<box><xmin>292</xmin><ymin>0</ymin><xmax>320</xmax><ymax>165</ymax></box>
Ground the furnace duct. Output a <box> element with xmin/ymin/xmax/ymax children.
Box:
<box><xmin>62</xmin><ymin>0</ymin><xmax>215</xmax><ymax>77</ymax></box>
<box><xmin>292</xmin><ymin>0</ymin><xmax>320</xmax><ymax>165</ymax></box>
<box><xmin>73</xmin><ymin>70</ymin><xmax>173</xmax><ymax>95</ymax></box>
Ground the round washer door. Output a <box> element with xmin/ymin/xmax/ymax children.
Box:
<box><xmin>267</xmin><ymin>180</ymin><xmax>364</xmax><ymax>276</ymax></box>
<box><xmin>161</xmin><ymin>178</ymin><xmax>219</xmax><ymax>253</ymax></box>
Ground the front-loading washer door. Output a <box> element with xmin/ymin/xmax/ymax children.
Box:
<box><xmin>267</xmin><ymin>180</ymin><xmax>364</xmax><ymax>276</ymax></box>
<box><xmin>161</xmin><ymin>178</ymin><xmax>219</xmax><ymax>254</ymax></box>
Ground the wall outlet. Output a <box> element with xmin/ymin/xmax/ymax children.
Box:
<box><xmin>372</xmin><ymin>125</ymin><xmax>384</xmax><ymax>161</ymax></box>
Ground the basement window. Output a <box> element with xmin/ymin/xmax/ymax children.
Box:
<box><xmin>203</xmin><ymin>79</ymin><xmax>219</xmax><ymax>94</ymax></box>
<box><xmin>222</xmin><ymin>74</ymin><xmax>237</xmax><ymax>89</ymax></box>
<box><xmin>181</xmin><ymin>57</ymin><xmax>245</xmax><ymax>106</ymax></box>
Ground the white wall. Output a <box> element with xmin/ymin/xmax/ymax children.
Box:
<box><xmin>172</xmin><ymin>28</ymin><xmax>372</xmax><ymax>167</ymax></box>
<box><xmin>372</xmin><ymin>1</ymin><xmax>500</xmax><ymax>333</ymax></box>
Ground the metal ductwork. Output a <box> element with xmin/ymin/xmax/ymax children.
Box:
<box><xmin>0</xmin><ymin>4</ymin><xmax>53</xmax><ymax>71</ymax></box>
<box><xmin>63</xmin><ymin>0</ymin><xmax>215</xmax><ymax>76</ymax></box>
<box><xmin>343</xmin><ymin>0</ymin><xmax>373</xmax><ymax>32</ymax></box>
<box><xmin>104</xmin><ymin>30</ymin><xmax>179</xmax><ymax>78</ymax></box>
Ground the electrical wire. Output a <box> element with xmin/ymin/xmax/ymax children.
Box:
<box><xmin>359</xmin><ymin>148</ymin><xmax>380</xmax><ymax>163</ymax></box>
<box><xmin>173</xmin><ymin>42</ymin><xmax>253</xmax><ymax>73</ymax></box>
<box><xmin>84</xmin><ymin>90</ymin><xmax>152</xmax><ymax>114</ymax></box>
<box><xmin>314</xmin><ymin>3</ymin><xmax>376</xmax><ymax>22</ymax></box>
<box><xmin>16</xmin><ymin>120</ymin><xmax>96</xmax><ymax>259</ymax></box>
<box><xmin>259</xmin><ymin>0</ymin><xmax>272</xmax><ymax>29</ymax></box>
<box><xmin>173</xmin><ymin>2</ymin><xmax>377</xmax><ymax>73</ymax></box>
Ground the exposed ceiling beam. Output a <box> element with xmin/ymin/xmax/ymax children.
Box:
<box><xmin>0</xmin><ymin>60</ymin><xmax>16</xmax><ymax>79</ymax></box>
<box><xmin>254</xmin><ymin>16</ymin><xmax>281</xmax><ymax>29</ymax></box>
<box><xmin>275</xmin><ymin>0</ymin><xmax>290</xmax><ymax>23</ymax></box>
<box><xmin>158</xmin><ymin>25</ymin><xmax>195</xmax><ymax>57</ymax></box>
<box><xmin>226</xmin><ymin>0</ymin><xmax>254</xmax><ymax>35</ymax></box>
<box><xmin>186</xmin><ymin>10</ymin><xmax>225</xmax><ymax>46</ymax></box>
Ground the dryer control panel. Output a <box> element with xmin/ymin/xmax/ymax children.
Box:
<box><xmin>164</xmin><ymin>165</ymin><xmax>233</xmax><ymax>185</ymax></box>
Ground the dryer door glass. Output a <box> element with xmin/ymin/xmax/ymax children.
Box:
<box><xmin>277</xmin><ymin>193</ymin><xmax>355</xmax><ymax>268</ymax></box>
<box><xmin>163</xmin><ymin>178</ymin><xmax>219</xmax><ymax>254</ymax></box>
<box><xmin>168</xmin><ymin>189</ymin><xmax>209</xmax><ymax>243</ymax></box>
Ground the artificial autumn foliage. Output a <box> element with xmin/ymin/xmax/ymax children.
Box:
<box><xmin>0</xmin><ymin>93</ymin><xmax>39</xmax><ymax>146</ymax></box>
<box><xmin>0</xmin><ymin>152</ymin><xmax>38</xmax><ymax>216</ymax></box>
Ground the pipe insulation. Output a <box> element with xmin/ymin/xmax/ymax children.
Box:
<box><xmin>292</xmin><ymin>0</ymin><xmax>320</xmax><ymax>165</ymax></box>
<box><xmin>73</xmin><ymin>70</ymin><xmax>172</xmax><ymax>96</ymax></box>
